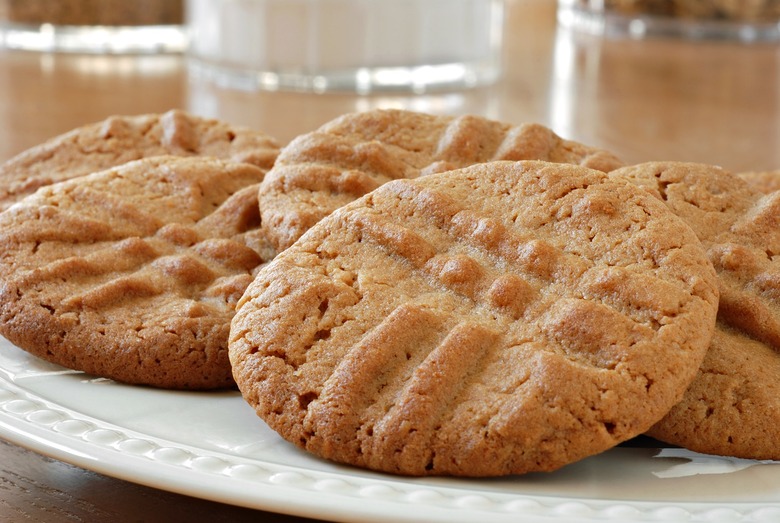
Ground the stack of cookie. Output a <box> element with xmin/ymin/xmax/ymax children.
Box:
<box><xmin>611</xmin><ymin>161</ymin><xmax>780</xmax><ymax>461</ymax></box>
<box><xmin>0</xmin><ymin>108</ymin><xmax>776</xmax><ymax>477</ymax></box>
<box><xmin>0</xmin><ymin>109</ymin><xmax>281</xmax><ymax>389</ymax></box>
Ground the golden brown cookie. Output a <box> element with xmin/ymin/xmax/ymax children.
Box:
<box><xmin>647</xmin><ymin>325</ymin><xmax>780</xmax><ymax>459</ymax></box>
<box><xmin>231</xmin><ymin>160</ymin><xmax>718</xmax><ymax>477</ymax></box>
<box><xmin>0</xmin><ymin>109</ymin><xmax>280</xmax><ymax>211</ymax></box>
<box><xmin>258</xmin><ymin>109</ymin><xmax>624</xmax><ymax>252</ymax></box>
<box><xmin>0</xmin><ymin>155</ymin><xmax>273</xmax><ymax>390</ymax></box>
<box><xmin>611</xmin><ymin>161</ymin><xmax>780</xmax><ymax>458</ymax></box>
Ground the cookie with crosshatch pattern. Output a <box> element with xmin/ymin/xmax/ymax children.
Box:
<box><xmin>0</xmin><ymin>109</ymin><xmax>280</xmax><ymax>211</ymax></box>
<box><xmin>0</xmin><ymin>155</ymin><xmax>274</xmax><ymax>390</ymax></box>
<box><xmin>611</xmin><ymin>161</ymin><xmax>780</xmax><ymax>459</ymax></box>
<box><xmin>257</xmin><ymin>108</ymin><xmax>625</xmax><ymax>252</ymax></box>
<box><xmin>231</xmin><ymin>160</ymin><xmax>718</xmax><ymax>476</ymax></box>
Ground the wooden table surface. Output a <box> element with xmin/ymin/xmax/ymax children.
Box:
<box><xmin>0</xmin><ymin>1</ymin><xmax>778</xmax><ymax>521</ymax></box>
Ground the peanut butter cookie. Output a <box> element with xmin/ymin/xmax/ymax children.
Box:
<box><xmin>231</xmin><ymin>160</ymin><xmax>718</xmax><ymax>476</ymax></box>
<box><xmin>0</xmin><ymin>109</ymin><xmax>280</xmax><ymax>211</ymax></box>
<box><xmin>0</xmin><ymin>156</ymin><xmax>272</xmax><ymax>389</ymax></box>
<box><xmin>648</xmin><ymin>325</ymin><xmax>780</xmax><ymax>459</ymax></box>
<box><xmin>611</xmin><ymin>161</ymin><xmax>780</xmax><ymax>458</ymax></box>
<box><xmin>258</xmin><ymin>109</ymin><xmax>624</xmax><ymax>252</ymax></box>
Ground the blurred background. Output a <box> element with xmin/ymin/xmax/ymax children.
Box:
<box><xmin>0</xmin><ymin>0</ymin><xmax>777</xmax><ymax>173</ymax></box>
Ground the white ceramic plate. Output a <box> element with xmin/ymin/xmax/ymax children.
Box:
<box><xmin>1</xmin><ymin>337</ymin><xmax>779</xmax><ymax>523</ymax></box>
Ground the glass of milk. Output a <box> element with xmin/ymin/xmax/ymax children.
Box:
<box><xmin>185</xmin><ymin>0</ymin><xmax>505</xmax><ymax>93</ymax></box>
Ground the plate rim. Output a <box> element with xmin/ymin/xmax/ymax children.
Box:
<box><xmin>1</xmin><ymin>355</ymin><xmax>779</xmax><ymax>523</ymax></box>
